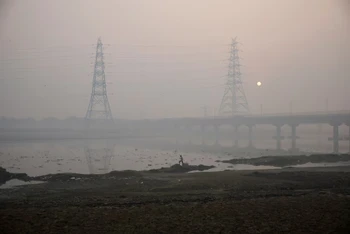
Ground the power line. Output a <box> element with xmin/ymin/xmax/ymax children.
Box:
<box><xmin>105</xmin><ymin>43</ymin><xmax>230</xmax><ymax>48</ymax></box>
<box><xmin>0</xmin><ymin>54</ymin><xmax>93</xmax><ymax>63</ymax></box>
<box><xmin>4</xmin><ymin>44</ymin><xmax>95</xmax><ymax>52</ymax></box>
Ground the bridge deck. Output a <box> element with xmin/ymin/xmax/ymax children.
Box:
<box><xmin>158</xmin><ymin>111</ymin><xmax>350</xmax><ymax>126</ymax></box>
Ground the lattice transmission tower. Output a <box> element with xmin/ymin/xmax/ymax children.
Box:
<box><xmin>219</xmin><ymin>38</ymin><xmax>250</xmax><ymax>116</ymax></box>
<box><xmin>85</xmin><ymin>37</ymin><xmax>114</xmax><ymax>126</ymax></box>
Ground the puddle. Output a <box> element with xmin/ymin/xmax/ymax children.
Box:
<box><xmin>0</xmin><ymin>179</ymin><xmax>45</xmax><ymax>189</ymax></box>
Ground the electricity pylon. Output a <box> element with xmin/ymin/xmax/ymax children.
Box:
<box><xmin>85</xmin><ymin>37</ymin><xmax>114</xmax><ymax>126</ymax></box>
<box><xmin>219</xmin><ymin>38</ymin><xmax>250</xmax><ymax>116</ymax></box>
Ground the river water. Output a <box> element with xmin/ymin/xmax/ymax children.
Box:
<box><xmin>0</xmin><ymin>131</ymin><xmax>349</xmax><ymax>176</ymax></box>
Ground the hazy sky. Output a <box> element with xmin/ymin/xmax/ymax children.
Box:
<box><xmin>0</xmin><ymin>0</ymin><xmax>349</xmax><ymax>119</ymax></box>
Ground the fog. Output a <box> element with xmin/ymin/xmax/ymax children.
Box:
<box><xmin>0</xmin><ymin>0</ymin><xmax>349</xmax><ymax>120</ymax></box>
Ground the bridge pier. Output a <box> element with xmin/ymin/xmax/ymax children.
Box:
<box><xmin>332</xmin><ymin>123</ymin><xmax>340</xmax><ymax>154</ymax></box>
<box><xmin>275</xmin><ymin>124</ymin><xmax>283</xmax><ymax>151</ymax></box>
<box><xmin>290</xmin><ymin>124</ymin><xmax>298</xmax><ymax>152</ymax></box>
<box><xmin>170</xmin><ymin>112</ymin><xmax>349</xmax><ymax>152</ymax></box>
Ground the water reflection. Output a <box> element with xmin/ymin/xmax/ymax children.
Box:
<box><xmin>83</xmin><ymin>140</ymin><xmax>116</xmax><ymax>174</ymax></box>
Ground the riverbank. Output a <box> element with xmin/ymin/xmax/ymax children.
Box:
<box><xmin>220</xmin><ymin>153</ymin><xmax>350</xmax><ymax>167</ymax></box>
<box><xmin>1</xmin><ymin>165</ymin><xmax>350</xmax><ymax>233</ymax></box>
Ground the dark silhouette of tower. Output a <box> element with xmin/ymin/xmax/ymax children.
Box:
<box><xmin>85</xmin><ymin>37</ymin><xmax>114</xmax><ymax>126</ymax></box>
<box><xmin>219</xmin><ymin>38</ymin><xmax>249</xmax><ymax>116</ymax></box>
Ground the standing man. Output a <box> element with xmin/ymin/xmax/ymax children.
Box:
<box><xmin>179</xmin><ymin>155</ymin><xmax>184</xmax><ymax>166</ymax></box>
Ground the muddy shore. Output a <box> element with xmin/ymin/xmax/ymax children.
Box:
<box><xmin>220</xmin><ymin>153</ymin><xmax>350</xmax><ymax>167</ymax></box>
<box><xmin>1</xmin><ymin>164</ymin><xmax>350</xmax><ymax>233</ymax></box>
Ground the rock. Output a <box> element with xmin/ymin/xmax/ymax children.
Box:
<box><xmin>0</xmin><ymin>167</ymin><xmax>31</xmax><ymax>184</ymax></box>
<box><xmin>0</xmin><ymin>167</ymin><xmax>11</xmax><ymax>184</ymax></box>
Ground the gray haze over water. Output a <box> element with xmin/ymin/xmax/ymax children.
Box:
<box><xmin>0</xmin><ymin>0</ymin><xmax>349</xmax><ymax>120</ymax></box>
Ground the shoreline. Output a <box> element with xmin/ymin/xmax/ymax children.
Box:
<box><xmin>1</xmin><ymin>161</ymin><xmax>350</xmax><ymax>233</ymax></box>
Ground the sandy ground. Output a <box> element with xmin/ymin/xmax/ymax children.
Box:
<box><xmin>1</xmin><ymin>166</ymin><xmax>350</xmax><ymax>233</ymax></box>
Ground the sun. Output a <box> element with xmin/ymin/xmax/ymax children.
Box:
<box><xmin>257</xmin><ymin>81</ymin><xmax>262</xmax><ymax>87</ymax></box>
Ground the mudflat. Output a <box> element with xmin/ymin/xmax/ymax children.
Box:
<box><xmin>1</xmin><ymin>166</ymin><xmax>350</xmax><ymax>233</ymax></box>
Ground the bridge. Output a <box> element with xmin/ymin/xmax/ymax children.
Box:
<box><xmin>3</xmin><ymin>111</ymin><xmax>348</xmax><ymax>154</ymax></box>
<box><xmin>152</xmin><ymin>111</ymin><xmax>350</xmax><ymax>154</ymax></box>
